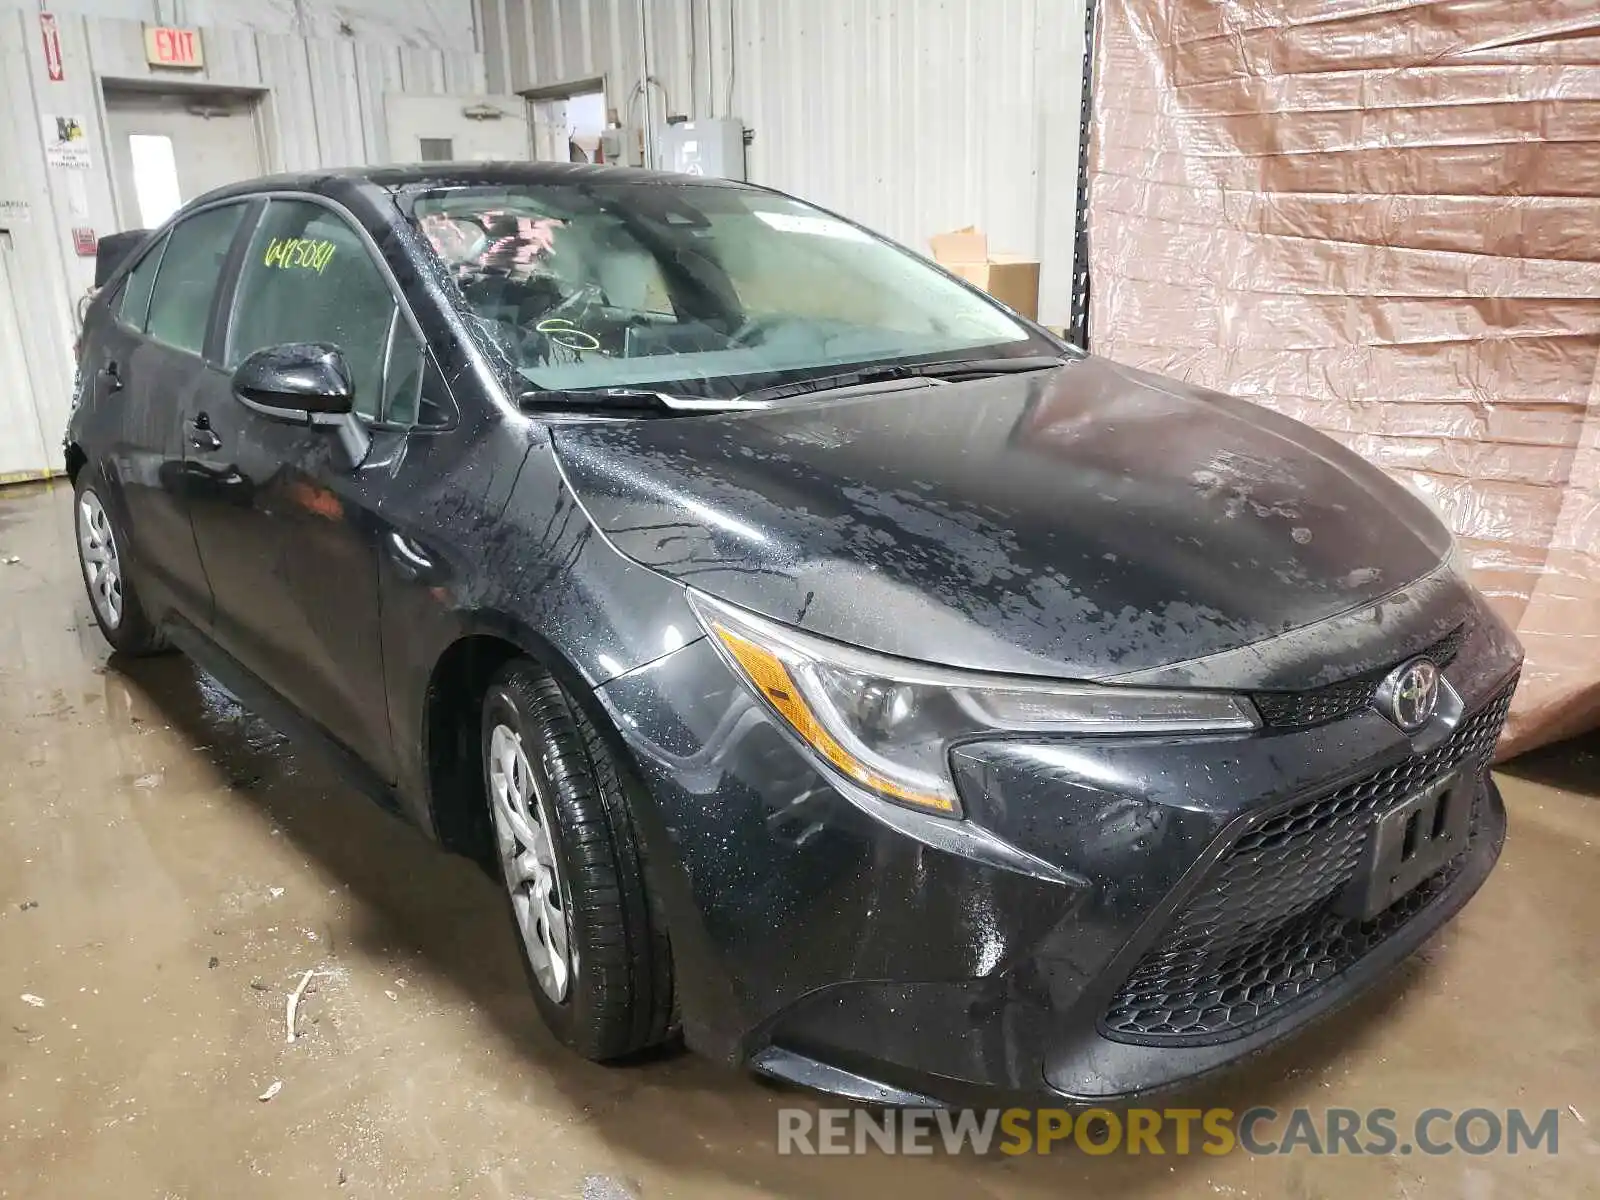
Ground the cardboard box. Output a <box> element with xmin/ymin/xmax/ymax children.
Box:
<box><xmin>929</xmin><ymin>226</ymin><xmax>1041</xmax><ymax>321</ymax></box>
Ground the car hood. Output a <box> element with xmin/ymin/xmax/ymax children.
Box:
<box><xmin>550</xmin><ymin>356</ymin><xmax>1458</xmax><ymax>683</ymax></box>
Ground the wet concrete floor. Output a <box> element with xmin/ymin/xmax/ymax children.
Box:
<box><xmin>1</xmin><ymin>480</ymin><xmax>1596</xmax><ymax>1198</ymax></box>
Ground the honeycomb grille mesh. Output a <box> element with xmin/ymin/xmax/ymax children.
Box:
<box><xmin>1099</xmin><ymin>679</ymin><xmax>1515</xmax><ymax>1045</ymax></box>
<box><xmin>1252</xmin><ymin>624</ymin><xmax>1468</xmax><ymax>730</ymax></box>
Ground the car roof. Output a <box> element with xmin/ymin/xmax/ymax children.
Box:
<box><xmin>192</xmin><ymin>161</ymin><xmax>759</xmax><ymax>206</ymax></box>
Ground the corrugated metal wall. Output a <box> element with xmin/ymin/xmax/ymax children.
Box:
<box><xmin>479</xmin><ymin>0</ymin><xmax>1087</xmax><ymax>327</ymax></box>
<box><xmin>0</xmin><ymin>4</ymin><xmax>483</xmax><ymax>480</ymax></box>
<box><xmin>13</xmin><ymin>0</ymin><xmax>481</xmax><ymax>54</ymax></box>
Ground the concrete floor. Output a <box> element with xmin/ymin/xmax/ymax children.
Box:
<box><xmin>0</xmin><ymin>479</ymin><xmax>1596</xmax><ymax>1199</ymax></box>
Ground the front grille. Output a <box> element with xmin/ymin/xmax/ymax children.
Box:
<box><xmin>1099</xmin><ymin>678</ymin><xmax>1515</xmax><ymax>1045</ymax></box>
<box><xmin>1252</xmin><ymin>623</ymin><xmax>1468</xmax><ymax>730</ymax></box>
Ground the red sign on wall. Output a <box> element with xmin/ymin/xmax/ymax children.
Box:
<box><xmin>144</xmin><ymin>26</ymin><xmax>204</xmax><ymax>69</ymax></box>
<box><xmin>40</xmin><ymin>13</ymin><xmax>65</xmax><ymax>82</ymax></box>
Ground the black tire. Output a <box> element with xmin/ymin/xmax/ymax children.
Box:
<box><xmin>481</xmin><ymin>657</ymin><xmax>675</xmax><ymax>1060</ymax></box>
<box><xmin>72</xmin><ymin>472</ymin><xmax>169</xmax><ymax>656</ymax></box>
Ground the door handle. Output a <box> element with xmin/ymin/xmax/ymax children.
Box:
<box><xmin>189</xmin><ymin>413</ymin><xmax>222</xmax><ymax>452</ymax></box>
<box><xmin>97</xmin><ymin>360</ymin><xmax>123</xmax><ymax>393</ymax></box>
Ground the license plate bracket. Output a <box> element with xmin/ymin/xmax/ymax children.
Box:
<box><xmin>1336</xmin><ymin>771</ymin><xmax>1471</xmax><ymax>922</ymax></box>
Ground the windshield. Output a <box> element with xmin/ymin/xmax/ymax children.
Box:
<box><xmin>408</xmin><ymin>181</ymin><xmax>1053</xmax><ymax>397</ymax></box>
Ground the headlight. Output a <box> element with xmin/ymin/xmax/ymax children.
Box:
<box><xmin>688</xmin><ymin>592</ymin><xmax>1258</xmax><ymax>818</ymax></box>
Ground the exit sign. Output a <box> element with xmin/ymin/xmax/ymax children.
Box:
<box><xmin>144</xmin><ymin>26</ymin><xmax>204</xmax><ymax>69</ymax></box>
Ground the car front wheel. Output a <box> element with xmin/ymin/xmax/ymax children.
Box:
<box><xmin>481</xmin><ymin>658</ymin><xmax>675</xmax><ymax>1060</ymax></box>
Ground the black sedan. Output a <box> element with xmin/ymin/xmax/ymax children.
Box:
<box><xmin>64</xmin><ymin>163</ymin><xmax>1521</xmax><ymax>1105</ymax></box>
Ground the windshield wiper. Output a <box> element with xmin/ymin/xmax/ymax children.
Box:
<box><xmin>735</xmin><ymin>354</ymin><xmax>1069</xmax><ymax>405</ymax></box>
<box><xmin>519</xmin><ymin>355</ymin><xmax>1069</xmax><ymax>415</ymax></box>
<box><xmin>519</xmin><ymin>387</ymin><xmax>768</xmax><ymax>415</ymax></box>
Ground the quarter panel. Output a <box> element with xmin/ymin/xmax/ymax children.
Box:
<box><xmin>374</xmin><ymin>406</ymin><xmax>534</xmax><ymax>823</ymax></box>
<box><xmin>491</xmin><ymin>441</ymin><xmax>705</xmax><ymax>678</ymax></box>
<box><xmin>376</xmin><ymin>427</ymin><xmax>703</xmax><ymax>828</ymax></box>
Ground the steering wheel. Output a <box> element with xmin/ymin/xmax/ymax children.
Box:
<box><xmin>727</xmin><ymin>313</ymin><xmax>791</xmax><ymax>347</ymax></box>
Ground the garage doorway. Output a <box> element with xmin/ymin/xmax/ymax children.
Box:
<box><xmin>103</xmin><ymin>85</ymin><xmax>265</xmax><ymax>231</ymax></box>
<box><xmin>528</xmin><ymin>86</ymin><xmax>606</xmax><ymax>164</ymax></box>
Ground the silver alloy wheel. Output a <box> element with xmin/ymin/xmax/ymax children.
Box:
<box><xmin>77</xmin><ymin>489</ymin><xmax>124</xmax><ymax>630</ymax></box>
<box><xmin>487</xmin><ymin>722</ymin><xmax>572</xmax><ymax>1002</ymax></box>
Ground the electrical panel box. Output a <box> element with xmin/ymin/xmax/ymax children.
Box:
<box><xmin>599</xmin><ymin>125</ymin><xmax>644</xmax><ymax>167</ymax></box>
<box><xmin>656</xmin><ymin>119</ymin><xmax>746</xmax><ymax>181</ymax></box>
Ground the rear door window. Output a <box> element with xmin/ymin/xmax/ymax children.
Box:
<box><xmin>226</xmin><ymin>198</ymin><xmax>422</xmax><ymax>425</ymax></box>
<box><xmin>144</xmin><ymin>203</ymin><xmax>248</xmax><ymax>355</ymax></box>
<box><xmin>114</xmin><ymin>235</ymin><xmax>167</xmax><ymax>331</ymax></box>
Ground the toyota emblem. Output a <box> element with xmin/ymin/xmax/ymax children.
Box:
<box><xmin>1376</xmin><ymin>658</ymin><xmax>1441</xmax><ymax>733</ymax></box>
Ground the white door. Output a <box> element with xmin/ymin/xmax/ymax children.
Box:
<box><xmin>384</xmin><ymin>95</ymin><xmax>531</xmax><ymax>163</ymax></box>
<box><xmin>105</xmin><ymin>89</ymin><xmax>265</xmax><ymax>230</ymax></box>
<box><xmin>530</xmin><ymin>98</ymin><xmax>568</xmax><ymax>163</ymax></box>
<box><xmin>0</xmin><ymin>234</ymin><xmax>52</xmax><ymax>481</ymax></box>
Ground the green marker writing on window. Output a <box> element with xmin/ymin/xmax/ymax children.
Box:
<box><xmin>264</xmin><ymin>236</ymin><xmax>336</xmax><ymax>274</ymax></box>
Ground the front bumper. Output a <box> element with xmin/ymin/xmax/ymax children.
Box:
<box><xmin>595</xmin><ymin>594</ymin><xmax>1522</xmax><ymax>1105</ymax></box>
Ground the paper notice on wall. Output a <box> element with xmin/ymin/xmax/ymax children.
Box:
<box><xmin>64</xmin><ymin>170</ymin><xmax>89</xmax><ymax>219</ymax></box>
<box><xmin>0</xmin><ymin>200</ymin><xmax>31</xmax><ymax>225</ymax></box>
<box><xmin>43</xmin><ymin>114</ymin><xmax>90</xmax><ymax>168</ymax></box>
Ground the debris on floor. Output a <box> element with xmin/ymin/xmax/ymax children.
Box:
<box><xmin>285</xmin><ymin>969</ymin><xmax>316</xmax><ymax>1044</ymax></box>
<box><xmin>20</xmin><ymin>993</ymin><xmax>45</xmax><ymax>1007</ymax></box>
<box><xmin>257</xmin><ymin>1080</ymin><xmax>283</xmax><ymax>1102</ymax></box>
<box><xmin>582</xmin><ymin>1175</ymin><xmax>642</xmax><ymax>1200</ymax></box>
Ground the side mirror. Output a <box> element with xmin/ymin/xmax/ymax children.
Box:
<box><xmin>231</xmin><ymin>343</ymin><xmax>369</xmax><ymax>466</ymax></box>
<box><xmin>232</xmin><ymin>342</ymin><xmax>355</xmax><ymax>418</ymax></box>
